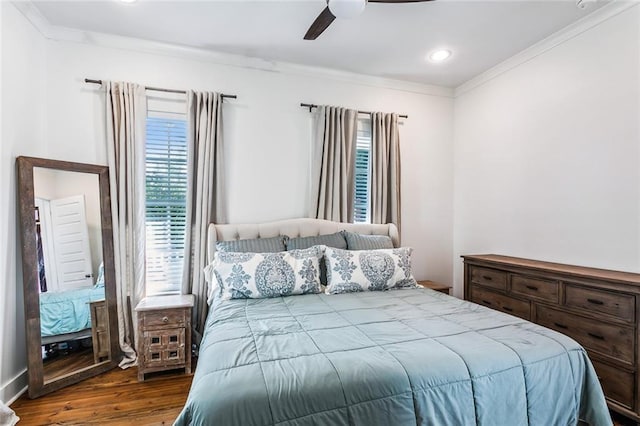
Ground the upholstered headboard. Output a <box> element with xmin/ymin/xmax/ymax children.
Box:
<box><xmin>207</xmin><ymin>218</ymin><xmax>400</xmax><ymax>263</ymax></box>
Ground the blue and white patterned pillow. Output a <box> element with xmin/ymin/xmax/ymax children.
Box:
<box><xmin>205</xmin><ymin>246</ymin><xmax>325</xmax><ymax>302</ymax></box>
<box><xmin>324</xmin><ymin>247</ymin><xmax>417</xmax><ymax>294</ymax></box>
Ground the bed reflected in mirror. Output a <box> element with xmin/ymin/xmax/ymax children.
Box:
<box><xmin>17</xmin><ymin>157</ymin><xmax>119</xmax><ymax>398</ymax></box>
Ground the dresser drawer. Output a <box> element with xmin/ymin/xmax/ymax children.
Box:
<box><xmin>471</xmin><ymin>286</ymin><xmax>530</xmax><ymax>320</ymax></box>
<box><xmin>591</xmin><ymin>358</ymin><xmax>635</xmax><ymax>410</ymax></box>
<box><xmin>565</xmin><ymin>284</ymin><xmax>635</xmax><ymax>323</ymax></box>
<box><xmin>142</xmin><ymin>309</ymin><xmax>187</xmax><ymax>328</ymax></box>
<box><xmin>470</xmin><ymin>267</ymin><xmax>507</xmax><ymax>291</ymax></box>
<box><xmin>536</xmin><ymin>305</ymin><xmax>635</xmax><ymax>365</ymax></box>
<box><xmin>511</xmin><ymin>275</ymin><xmax>559</xmax><ymax>303</ymax></box>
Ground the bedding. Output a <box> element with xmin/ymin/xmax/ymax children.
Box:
<box><xmin>343</xmin><ymin>230</ymin><xmax>394</xmax><ymax>250</ymax></box>
<box><xmin>324</xmin><ymin>247</ymin><xmax>418</xmax><ymax>294</ymax></box>
<box><xmin>216</xmin><ymin>235</ymin><xmax>288</xmax><ymax>253</ymax></box>
<box><xmin>207</xmin><ymin>246</ymin><xmax>324</xmax><ymax>301</ymax></box>
<box><xmin>40</xmin><ymin>286</ymin><xmax>105</xmax><ymax>338</ymax></box>
<box><xmin>286</xmin><ymin>232</ymin><xmax>347</xmax><ymax>250</ymax></box>
<box><xmin>174</xmin><ymin>288</ymin><xmax>610</xmax><ymax>426</ymax></box>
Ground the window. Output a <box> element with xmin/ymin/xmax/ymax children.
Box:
<box><xmin>354</xmin><ymin>117</ymin><xmax>371</xmax><ymax>223</ymax></box>
<box><xmin>145</xmin><ymin>96</ymin><xmax>188</xmax><ymax>295</ymax></box>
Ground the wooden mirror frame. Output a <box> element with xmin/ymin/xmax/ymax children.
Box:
<box><xmin>16</xmin><ymin>156</ymin><xmax>120</xmax><ymax>398</ymax></box>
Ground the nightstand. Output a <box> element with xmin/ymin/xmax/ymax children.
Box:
<box><xmin>89</xmin><ymin>299</ymin><xmax>110</xmax><ymax>363</ymax></box>
<box><xmin>135</xmin><ymin>294</ymin><xmax>194</xmax><ymax>381</ymax></box>
<box><xmin>417</xmin><ymin>280</ymin><xmax>451</xmax><ymax>295</ymax></box>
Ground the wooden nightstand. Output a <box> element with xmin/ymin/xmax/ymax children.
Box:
<box><xmin>89</xmin><ymin>299</ymin><xmax>110</xmax><ymax>363</ymax></box>
<box><xmin>135</xmin><ymin>294</ymin><xmax>194</xmax><ymax>381</ymax></box>
<box><xmin>417</xmin><ymin>280</ymin><xmax>451</xmax><ymax>295</ymax></box>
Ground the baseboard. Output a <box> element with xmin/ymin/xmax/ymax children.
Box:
<box><xmin>0</xmin><ymin>369</ymin><xmax>27</xmax><ymax>406</ymax></box>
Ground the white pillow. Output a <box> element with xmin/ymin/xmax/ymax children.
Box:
<box><xmin>324</xmin><ymin>247</ymin><xmax>417</xmax><ymax>294</ymax></box>
<box><xmin>204</xmin><ymin>246</ymin><xmax>325</xmax><ymax>302</ymax></box>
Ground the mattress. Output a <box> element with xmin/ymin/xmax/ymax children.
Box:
<box><xmin>39</xmin><ymin>286</ymin><xmax>105</xmax><ymax>337</ymax></box>
<box><xmin>174</xmin><ymin>288</ymin><xmax>611</xmax><ymax>426</ymax></box>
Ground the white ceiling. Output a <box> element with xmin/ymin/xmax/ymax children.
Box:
<box><xmin>31</xmin><ymin>0</ymin><xmax>606</xmax><ymax>88</ymax></box>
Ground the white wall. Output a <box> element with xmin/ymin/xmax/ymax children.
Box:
<box><xmin>452</xmin><ymin>5</ymin><xmax>640</xmax><ymax>297</ymax></box>
<box><xmin>0</xmin><ymin>2</ymin><xmax>47</xmax><ymax>404</ymax></box>
<box><xmin>1</xmin><ymin>2</ymin><xmax>454</xmax><ymax>403</ymax></box>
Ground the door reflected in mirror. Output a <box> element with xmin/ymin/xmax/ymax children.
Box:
<box><xmin>33</xmin><ymin>168</ymin><xmax>109</xmax><ymax>383</ymax></box>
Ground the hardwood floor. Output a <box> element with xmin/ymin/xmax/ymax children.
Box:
<box><xmin>11</xmin><ymin>367</ymin><xmax>192</xmax><ymax>425</ymax></box>
<box><xmin>43</xmin><ymin>347</ymin><xmax>96</xmax><ymax>383</ymax></box>
<box><xmin>11</xmin><ymin>365</ymin><xmax>638</xmax><ymax>425</ymax></box>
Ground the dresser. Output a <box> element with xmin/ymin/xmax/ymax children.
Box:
<box><xmin>135</xmin><ymin>294</ymin><xmax>194</xmax><ymax>381</ymax></box>
<box><xmin>463</xmin><ymin>254</ymin><xmax>640</xmax><ymax>422</ymax></box>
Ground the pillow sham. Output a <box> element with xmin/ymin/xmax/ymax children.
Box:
<box><xmin>324</xmin><ymin>247</ymin><xmax>417</xmax><ymax>294</ymax></box>
<box><xmin>343</xmin><ymin>231</ymin><xmax>394</xmax><ymax>250</ymax></box>
<box><xmin>206</xmin><ymin>246</ymin><xmax>325</xmax><ymax>301</ymax></box>
<box><xmin>287</xmin><ymin>232</ymin><xmax>347</xmax><ymax>286</ymax></box>
<box><xmin>216</xmin><ymin>235</ymin><xmax>287</xmax><ymax>253</ymax></box>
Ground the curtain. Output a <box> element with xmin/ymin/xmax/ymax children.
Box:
<box><xmin>310</xmin><ymin>106</ymin><xmax>358</xmax><ymax>222</ymax></box>
<box><xmin>182</xmin><ymin>91</ymin><xmax>225</xmax><ymax>343</ymax></box>
<box><xmin>370</xmin><ymin>112</ymin><xmax>401</xmax><ymax>231</ymax></box>
<box><xmin>104</xmin><ymin>81</ymin><xmax>147</xmax><ymax>368</ymax></box>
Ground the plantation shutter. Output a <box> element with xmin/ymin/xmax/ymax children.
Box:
<box><xmin>354</xmin><ymin>117</ymin><xmax>371</xmax><ymax>223</ymax></box>
<box><xmin>145</xmin><ymin>96</ymin><xmax>188</xmax><ymax>295</ymax></box>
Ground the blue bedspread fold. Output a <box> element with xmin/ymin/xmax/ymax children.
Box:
<box><xmin>40</xmin><ymin>287</ymin><xmax>105</xmax><ymax>337</ymax></box>
<box><xmin>175</xmin><ymin>288</ymin><xmax>611</xmax><ymax>426</ymax></box>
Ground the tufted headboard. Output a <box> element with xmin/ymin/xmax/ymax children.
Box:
<box><xmin>207</xmin><ymin>218</ymin><xmax>400</xmax><ymax>263</ymax></box>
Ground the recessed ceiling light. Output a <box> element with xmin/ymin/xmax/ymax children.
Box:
<box><xmin>119</xmin><ymin>0</ymin><xmax>137</xmax><ymax>3</ymax></box>
<box><xmin>428</xmin><ymin>49</ymin><xmax>452</xmax><ymax>63</ymax></box>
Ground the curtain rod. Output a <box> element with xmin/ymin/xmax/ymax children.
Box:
<box><xmin>300</xmin><ymin>103</ymin><xmax>408</xmax><ymax>119</ymax></box>
<box><xmin>84</xmin><ymin>79</ymin><xmax>237</xmax><ymax>99</ymax></box>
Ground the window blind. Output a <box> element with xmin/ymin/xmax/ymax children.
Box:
<box><xmin>145</xmin><ymin>113</ymin><xmax>188</xmax><ymax>295</ymax></box>
<box><xmin>354</xmin><ymin>117</ymin><xmax>371</xmax><ymax>223</ymax></box>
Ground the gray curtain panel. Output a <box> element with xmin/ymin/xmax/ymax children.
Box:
<box><xmin>371</xmin><ymin>112</ymin><xmax>401</xmax><ymax>231</ymax></box>
<box><xmin>104</xmin><ymin>81</ymin><xmax>147</xmax><ymax>368</ymax></box>
<box><xmin>310</xmin><ymin>105</ymin><xmax>358</xmax><ymax>222</ymax></box>
<box><xmin>182</xmin><ymin>90</ymin><xmax>225</xmax><ymax>342</ymax></box>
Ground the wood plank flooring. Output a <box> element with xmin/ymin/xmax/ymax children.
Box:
<box><xmin>10</xmin><ymin>366</ymin><xmax>638</xmax><ymax>425</ymax></box>
<box><xmin>11</xmin><ymin>367</ymin><xmax>192</xmax><ymax>425</ymax></box>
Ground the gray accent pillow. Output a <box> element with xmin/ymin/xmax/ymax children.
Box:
<box><xmin>286</xmin><ymin>232</ymin><xmax>347</xmax><ymax>250</ymax></box>
<box><xmin>286</xmin><ymin>232</ymin><xmax>347</xmax><ymax>287</ymax></box>
<box><xmin>343</xmin><ymin>231</ymin><xmax>394</xmax><ymax>250</ymax></box>
<box><xmin>216</xmin><ymin>235</ymin><xmax>287</xmax><ymax>253</ymax></box>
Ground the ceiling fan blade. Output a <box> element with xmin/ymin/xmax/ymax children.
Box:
<box><xmin>304</xmin><ymin>6</ymin><xmax>336</xmax><ymax>40</ymax></box>
<box><xmin>368</xmin><ymin>0</ymin><xmax>434</xmax><ymax>2</ymax></box>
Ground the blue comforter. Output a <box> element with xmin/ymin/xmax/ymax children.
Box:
<box><xmin>40</xmin><ymin>286</ymin><xmax>105</xmax><ymax>337</ymax></box>
<box><xmin>175</xmin><ymin>288</ymin><xmax>611</xmax><ymax>426</ymax></box>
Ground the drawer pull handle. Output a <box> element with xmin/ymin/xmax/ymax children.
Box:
<box><xmin>588</xmin><ymin>333</ymin><xmax>605</xmax><ymax>341</ymax></box>
<box><xmin>162</xmin><ymin>316</ymin><xmax>169</xmax><ymax>323</ymax></box>
<box><xmin>587</xmin><ymin>298</ymin><xmax>604</xmax><ymax>305</ymax></box>
<box><xmin>502</xmin><ymin>306</ymin><xmax>513</xmax><ymax>312</ymax></box>
<box><xmin>481</xmin><ymin>300</ymin><xmax>492</xmax><ymax>306</ymax></box>
<box><xmin>482</xmin><ymin>275</ymin><xmax>493</xmax><ymax>281</ymax></box>
<box><xmin>525</xmin><ymin>285</ymin><xmax>538</xmax><ymax>291</ymax></box>
<box><xmin>553</xmin><ymin>322</ymin><xmax>568</xmax><ymax>329</ymax></box>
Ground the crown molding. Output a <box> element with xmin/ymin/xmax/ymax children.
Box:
<box><xmin>11</xmin><ymin>1</ymin><xmax>453</xmax><ymax>98</ymax></box>
<box><xmin>454</xmin><ymin>0</ymin><xmax>639</xmax><ymax>97</ymax></box>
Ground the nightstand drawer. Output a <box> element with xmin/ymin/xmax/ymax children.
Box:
<box><xmin>537</xmin><ymin>305</ymin><xmax>634</xmax><ymax>365</ymax></box>
<box><xmin>565</xmin><ymin>284</ymin><xmax>635</xmax><ymax>323</ymax></box>
<box><xmin>470</xmin><ymin>286</ymin><xmax>530</xmax><ymax>320</ymax></box>
<box><xmin>591</xmin><ymin>359</ymin><xmax>634</xmax><ymax>410</ymax></box>
<box><xmin>143</xmin><ymin>328</ymin><xmax>186</xmax><ymax>367</ymax></box>
<box><xmin>511</xmin><ymin>275</ymin><xmax>558</xmax><ymax>303</ymax></box>
<box><xmin>470</xmin><ymin>267</ymin><xmax>507</xmax><ymax>291</ymax></box>
<box><xmin>143</xmin><ymin>309</ymin><xmax>187</xmax><ymax>328</ymax></box>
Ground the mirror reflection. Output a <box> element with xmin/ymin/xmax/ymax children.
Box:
<box><xmin>33</xmin><ymin>168</ymin><xmax>110</xmax><ymax>382</ymax></box>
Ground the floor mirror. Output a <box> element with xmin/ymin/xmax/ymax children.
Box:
<box><xmin>16</xmin><ymin>156</ymin><xmax>120</xmax><ymax>398</ymax></box>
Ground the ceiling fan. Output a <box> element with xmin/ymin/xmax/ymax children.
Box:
<box><xmin>304</xmin><ymin>0</ymin><xmax>434</xmax><ymax>40</ymax></box>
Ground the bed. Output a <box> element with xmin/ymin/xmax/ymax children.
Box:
<box><xmin>174</xmin><ymin>218</ymin><xmax>611</xmax><ymax>426</ymax></box>
<box><xmin>40</xmin><ymin>283</ymin><xmax>105</xmax><ymax>345</ymax></box>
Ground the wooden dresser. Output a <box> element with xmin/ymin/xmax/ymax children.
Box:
<box><xmin>89</xmin><ymin>300</ymin><xmax>110</xmax><ymax>363</ymax></box>
<box><xmin>463</xmin><ymin>254</ymin><xmax>640</xmax><ymax>422</ymax></box>
<box><xmin>135</xmin><ymin>294</ymin><xmax>194</xmax><ymax>381</ymax></box>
